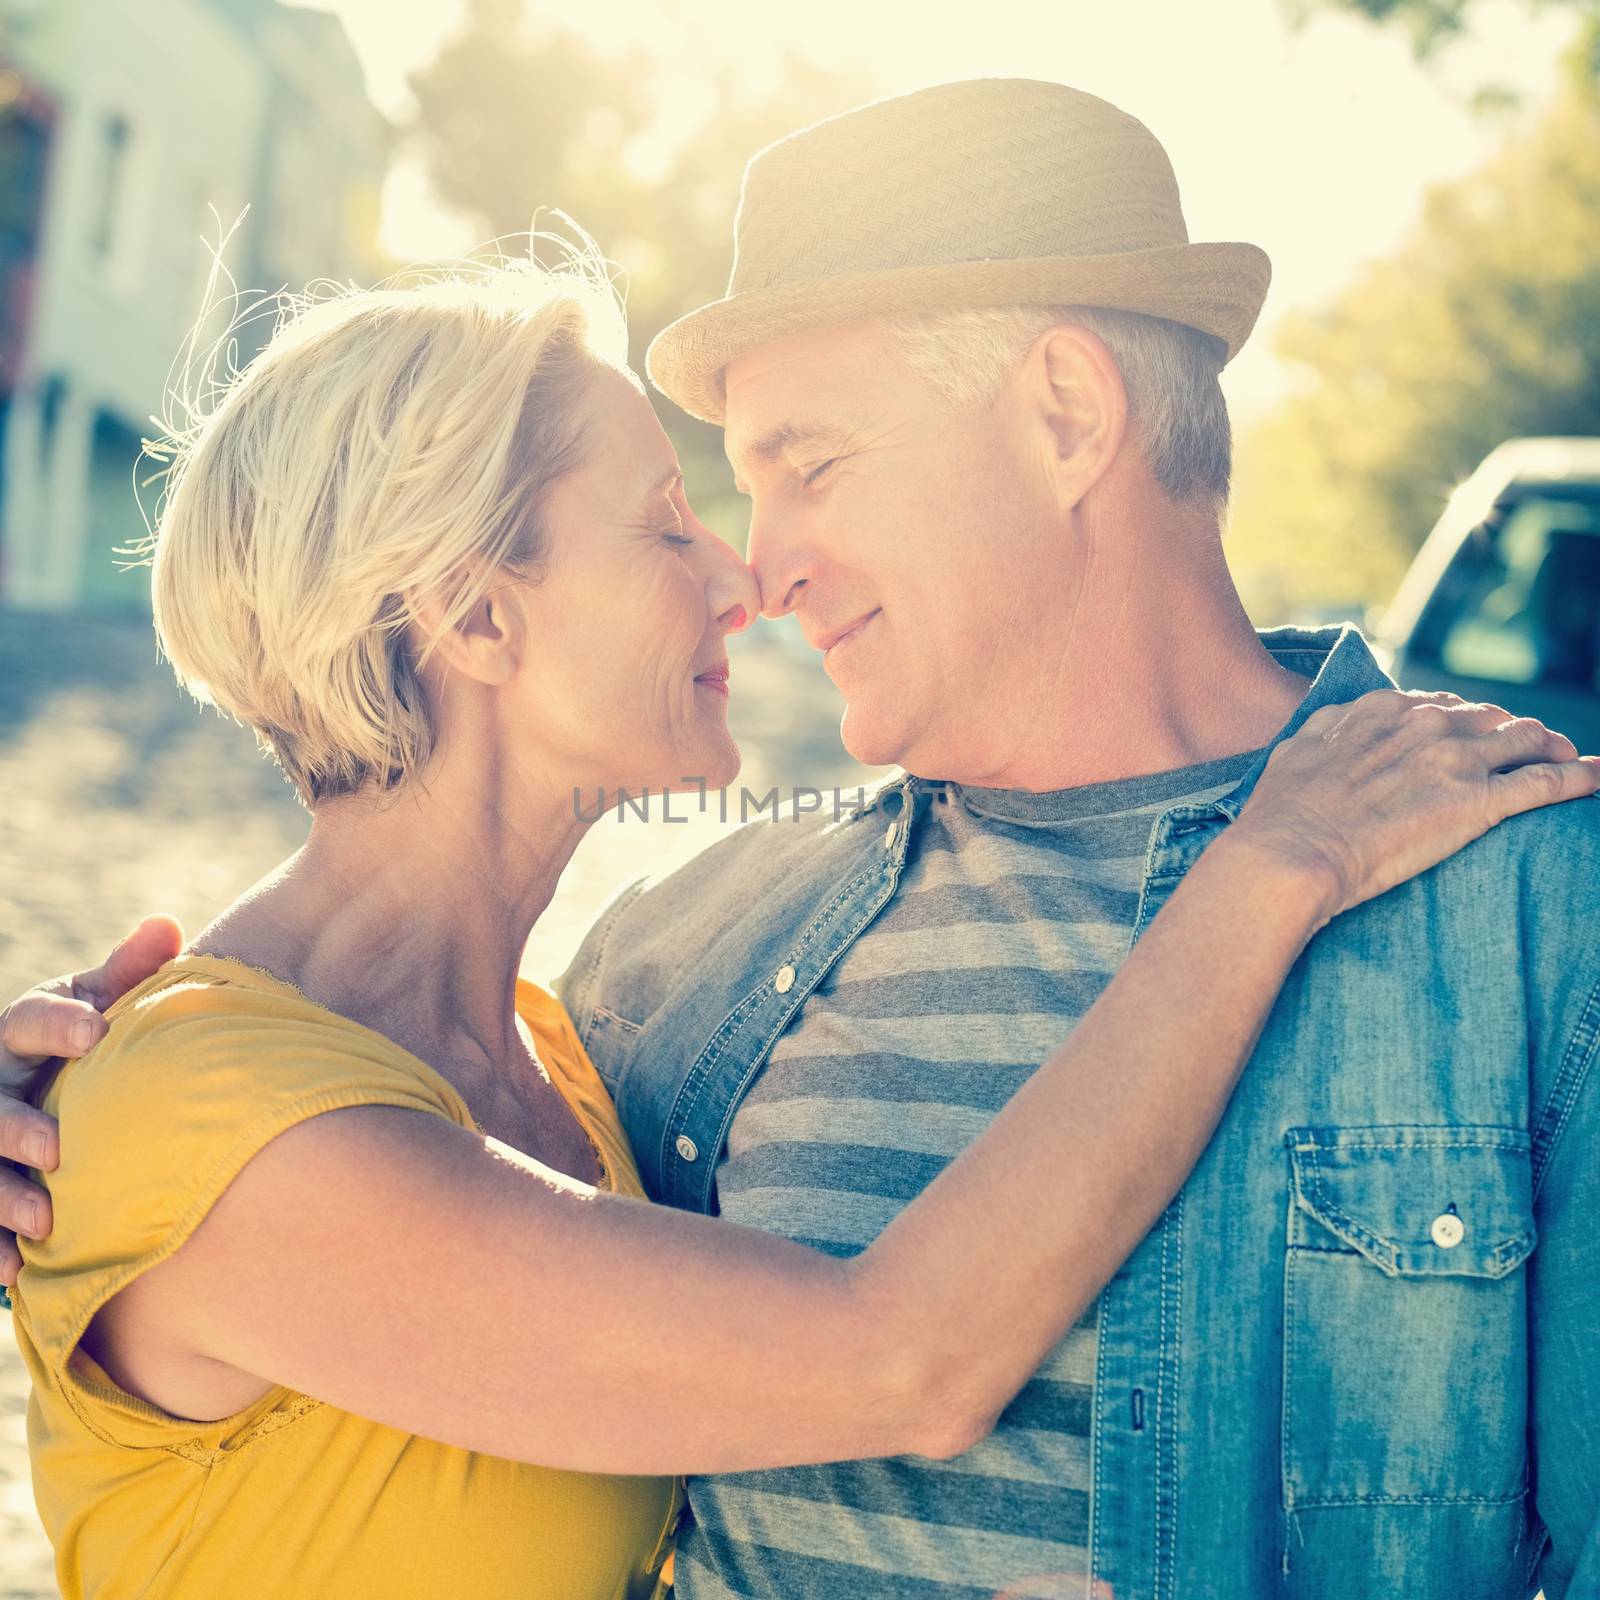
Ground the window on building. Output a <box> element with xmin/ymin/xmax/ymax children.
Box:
<box><xmin>0</xmin><ymin>84</ymin><xmax>54</xmax><ymax>392</ymax></box>
<box><xmin>86</xmin><ymin>111</ymin><xmax>131</xmax><ymax>269</ymax></box>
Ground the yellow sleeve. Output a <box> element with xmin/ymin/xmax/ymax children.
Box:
<box><xmin>18</xmin><ymin>974</ymin><xmax>465</xmax><ymax>1379</ymax></box>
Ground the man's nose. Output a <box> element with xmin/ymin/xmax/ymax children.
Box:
<box><xmin>745</xmin><ymin>505</ymin><xmax>810</xmax><ymax>620</ymax></box>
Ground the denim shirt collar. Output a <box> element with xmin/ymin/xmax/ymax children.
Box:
<box><xmin>1215</xmin><ymin>623</ymin><xmax>1395</xmax><ymax>819</ymax></box>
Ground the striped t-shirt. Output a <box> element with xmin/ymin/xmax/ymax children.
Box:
<box><xmin>675</xmin><ymin>750</ymin><xmax>1260</xmax><ymax>1600</ymax></box>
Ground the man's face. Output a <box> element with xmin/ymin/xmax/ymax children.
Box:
<box><xmin>724</xmin><ymin>322</ymin><xmax>1068</xmax><ymax>778</ymax></box>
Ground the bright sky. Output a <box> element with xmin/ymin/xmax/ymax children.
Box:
<box><xmin>296</xmin><ymin>0</ymin><xmax>1576</xmax><ymax>422</ymax></box>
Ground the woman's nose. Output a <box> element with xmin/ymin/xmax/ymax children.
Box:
<box><xmin>710</xmin><ymin>548</ymin><xmax>761</xmax><ymax>637</ymax></box>
<box><xmin>716</xmin><ymin>556</ymin><xmax>758</xmax><ymax>636</ymax></box>
<box><xmin>679</xmin><ymin>489</ymin><xmax>761</xmax><ymax>633</ymax></box>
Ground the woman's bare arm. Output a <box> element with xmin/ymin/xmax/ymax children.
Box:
<box><xmin>89</xmin><ymin>696</ymin><xmax>1599</xmax><ymax>1475</ymax></box>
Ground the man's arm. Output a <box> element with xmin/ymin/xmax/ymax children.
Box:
<box><xmin>0</xmin><ymin>917</ymin><xmax>182</xmax><ymax>1285</ymax></box>
<box><xmin>1529</xmin><ymin>982</ymin><xmax>1600</xmax><ymax>1598</ymax></box>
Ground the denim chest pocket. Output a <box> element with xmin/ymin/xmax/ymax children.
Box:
<box><xmin>1281</xmin><ymin>1125</ymin><xmax>1535</xmax><ymax>1510</ymax></box>
<box><xmin>581</xmin><ymin>1005</ymin><xmax>644</xmax><ymax>1097</ymax></box>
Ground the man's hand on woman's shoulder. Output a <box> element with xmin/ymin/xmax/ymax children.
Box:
<box><xmin>0</xmin><ymin>916</ymin><xmax>183</xmax><ymax>1287</ymax></box>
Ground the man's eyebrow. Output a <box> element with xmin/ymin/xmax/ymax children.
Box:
<box><xmin>728</xmin><ymin>422</ymin><xmax>849</xmax><ymax>487</ymax></box>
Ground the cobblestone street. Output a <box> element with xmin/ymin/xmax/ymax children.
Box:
<box><xmin>0</xmin><ymin>605</ymin><xmax>874</xmax><ymax>1595</ymax></box>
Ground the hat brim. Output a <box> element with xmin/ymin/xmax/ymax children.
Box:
<box><xmin>646</xmin><ymin>241</ymin><xmax>1271</xmax><ymax>424</ymax></box>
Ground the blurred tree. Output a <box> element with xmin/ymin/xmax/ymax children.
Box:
<box><xmin>1227</xmin><ymin>49</ymin><xmax>1600</xmax><ymax>621</ymax></box>
<box><xmin>1285</xmin><ymin>0</ymin><xmax>1600</xmax><ymax>60</ymax></box>
<box><xmin>406</xmin><ymin>1</ymin><xmax>875</xmax><ymax>540</ymax></box>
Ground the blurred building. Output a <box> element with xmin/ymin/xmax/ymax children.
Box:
<box><xmin>0</xmin><ymin>0</ymin><xmax>387</xmax><ymax>613</ymax></box>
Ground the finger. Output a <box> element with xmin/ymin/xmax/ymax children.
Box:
<box><xmin>1452</xmin><ymin>699</ymin><xmax>1522</xmax><ymax>732</ymax></box>
<box><xmin>0</xmin><ymin>1102</ymin><xmax>59</xmax><ymax>1171</ymax></box>
<box><xmin>1358</xmin><ymin>688</ymin><xmax>1465</xmax><ymax>715</ymax></box>
<box><xmin>1477</xmin><ymin>716</ymin><xmax>1580</xmax><ymax>770</ymax></box>
<box><xmin>0</xmin><ymin>1166</ymin><xmax>52</xmax><ymax>1242</ymax></box>
<box><xmin>1299</xmin><ymin>703</ymin><xmax>1352</xmax><ymax>739</ymax></box>
<box><xmin>1407</xmin><ymin>696</ymin><xmax>1513</xmax><ymax>736</ymax></box>
<box><xmin>72</xmin><ymin>915</ymin><xmax>184</xmax><ymax>1011</ymax></box>
<box><xmin>1490</xmin><ymin>756</ymin><xmax>1600</xmax><ymax>819</ymax></box>
<box><xmin>1341</xmin><ymin>690</ymin><xmax>1469</xmax><ymax>740</ymax></box>
<box><xmin>0</xmin><ymin>1232</ymin><xmax>20</xmax><ymax>1291</ymax></box>
<box><xmin>1380</xmin><ymin>688</ymin><xmax>1466</xmax><ymax>708</ymax></box>
<box><xmin>0</xmin><ymin>988</ymin><xmax>108</xmax><ymax>1072</ymax></box>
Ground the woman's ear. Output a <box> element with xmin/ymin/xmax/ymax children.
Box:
<box><xmin>408</xmin><ymin>575</ymin><xmax>528</xmax><ymax>688</ymax></box>
<box><xmin>1026</xmin><ymin>324</ymin><xmax>1130</xmax><ymax>513</ymax></box>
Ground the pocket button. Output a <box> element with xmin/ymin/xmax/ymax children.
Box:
<box><xmin>1430</xmin><ymin>1212</ymin><xmax>1466</xmax><ymax>1249</ymax></box>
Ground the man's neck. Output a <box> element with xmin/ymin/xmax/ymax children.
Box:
<box><xmin>938</xmin><ymin>528</ymin><xmax>1313</xmax><ymax>794</ymax></box>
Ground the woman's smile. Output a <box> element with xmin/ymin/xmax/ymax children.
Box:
<box><xmin>693</xmin><ymin>660</ymin><xmax>730</xmax><ymax>699</ymax></box>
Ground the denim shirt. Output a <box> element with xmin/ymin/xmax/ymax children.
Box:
<box><xmin>556</xmin><ymin>625</ymin><xmax>1600</xmax><ymax>1600</ymax></box>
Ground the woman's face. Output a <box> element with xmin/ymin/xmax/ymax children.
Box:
<box><xmin>507</xmin><ymin>366</ymin><xmax>759</xmax><ymax>797</ymax></box>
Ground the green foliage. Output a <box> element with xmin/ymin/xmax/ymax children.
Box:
<box><xmin>405</xmin><ymin>1</ymin><xmax>876</xmax><ymax>544</ymax></box>
<box><xmin>1228</xmin><ymin>65</ymin><xmax>1600</xmax><ymax>620</ymax></box>
<box><xmin>1287</xmin><ymin>0</ymin><xmax>1600</xmax><ymax>58</ymax></box>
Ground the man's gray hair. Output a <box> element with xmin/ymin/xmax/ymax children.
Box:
<box><xmin>886</xmin><ymin>306</ymin><xmax>1232</xmax><ymax>513</ymax></box>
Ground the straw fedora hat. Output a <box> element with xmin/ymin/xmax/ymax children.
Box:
<box><xmin>647</xmin><ymin>79</ymin><xmax>1271</xmax><ymax>424</ymax></box>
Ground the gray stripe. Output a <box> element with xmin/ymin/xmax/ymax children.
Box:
<box><xmin>720</xmin><ymin>1143</ymin><xmax>945</xmax><ymax>1204</ymax></box>
<box><xmin>1033</xmin><ymin>1326</ymin><xmax>1098</xmax><ymax>1388</ymax></box>
<box><xmin>743</xmin><ymin>1054</ymin><xmax>1035</xmax><ymax>1111</ymax></box>
<box><xmin>918</xmin><ymin>1424</ymin><xmax>1092</xmax><ymax>1489</ymax></box>
<box><xmin>814</xmin><ymin>967</ymin><xmax>1120</xmax><ymax>1022</ymax></box>
<box><xmin>910</xmin><ymin>837</ymin><xmax>1150</xmax><ymax>892</ymax></box>
<box><xmin>691</xmin><ymin>1485</ymin><xmax>1092</xmax><ymax>1588</ymax></box>
<box><xmin>877</xmin><ymin>881</ymin><xmax>1140</xmax><ymax>934</ymax></box>
<box><xmin>768</xmin><ymin>1011</ymin><xmax>1088</xmax><ymax>1067</ymax></box>
<box><xmin>674</xmin><ymin>1544</ymin><xmax>1011</xmax><ymax>1600</ymax></box>
<box><xmin>670</xmin><ymin>1552</ymin><xmax>749</xmax><ymax>1600</ymax></box>
<box><xmin>720</xmin><ymin>1185</ymin><xmax>902</xmax><ymax>1249</ymax></box>
<box><xmin>727</xmin><ymin>1096</ymin><xmax>993</xmax><ymax>1158</ymax></box>
<box><xmin>822</xmin><ymin>919</ymin><xmax>1133</xmax><ymax>982</ymax></box>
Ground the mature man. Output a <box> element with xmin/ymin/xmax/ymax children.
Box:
<box><xmin>4</xmin><ymin>80</ymin><xmax>1598</xmax><ymax>1599</ymax></box>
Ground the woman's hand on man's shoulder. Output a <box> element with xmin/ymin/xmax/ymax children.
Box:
<box><xmin>1224</xmin><ymin>689</ymin><xmax>1599</xmax><ymax>929</ymax></box>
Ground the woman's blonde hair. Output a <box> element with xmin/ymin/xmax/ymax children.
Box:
<box><xmin>145</xmin><ymin>244</ymin><xmax>628</xmax><ymax>807</ymax></box>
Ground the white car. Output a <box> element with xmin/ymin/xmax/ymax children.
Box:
<box><xmin>1374</xmin><ymin>437</ymin><xmax>1600</xmax><ymax>752</ymax></box>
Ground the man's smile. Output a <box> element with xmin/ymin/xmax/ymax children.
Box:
<box><xmin>814</xmin><ymin>609</ymin><xmax>881</xmax><ymax>661</ymax></box>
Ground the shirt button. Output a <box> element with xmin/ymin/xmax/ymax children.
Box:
<box><xmin>675</xmin><ymin>1134</ymin><xmax>699</xmax><ymax>1163</ymax></box>
<box><xmin>774</xmin><ymin>964</ymin><xmax>796</xmax><ymax>994</ymax></box>
<box><xmin>1430</xmin><ymin>1212</ymin><xmax>1465</xmax><ymax>1249</ymax></box>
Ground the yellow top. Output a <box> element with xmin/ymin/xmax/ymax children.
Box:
<box><xmin>13</xmin><ymin>955</ymin><xmax>682</xmax><ymax>1600</ymax></box>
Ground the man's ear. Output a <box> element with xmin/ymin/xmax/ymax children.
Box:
<box><xmin>409</xmin><ymin>575</ymin><xmax>527</xmax><ymax>688</ymax></box>
<box><xmin>1027</xmin><ymin>324</ymin><xmax>1130</xmax><ymax>512</ymax></box>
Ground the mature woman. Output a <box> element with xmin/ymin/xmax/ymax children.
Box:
<box><xmin>3</xmin><ymin>258</ymin><xmax>1593</xmax><ymax>1600</ymax></box>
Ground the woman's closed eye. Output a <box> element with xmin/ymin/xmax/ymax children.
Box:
<box><xmin>802</xmin><ymin>458</ymin><xmax>839</xmax><ymax>489</ymax></box>
<box><xmin>650</xmin><ymin>493</ymin><xmax>693</xmax><ymax>549</ymax></box>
